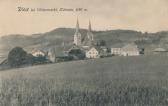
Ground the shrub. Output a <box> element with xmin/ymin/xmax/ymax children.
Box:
<box><xmin>8</xmin><ymin>47</ymin><xmax>28</xmax><ymax>67</ymax></box>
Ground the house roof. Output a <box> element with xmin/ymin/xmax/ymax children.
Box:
<box><xmin>31</xmin><ymin>49</ymin><xmax>47</xmax><ymax>54</ymax></box>
<box><xmin>122</xmin><ymin>43</ymin><xmax>139</xmax><ymax>51</ymax></box>
<box><xmin>86</xmin><ymin>46</ymin><xmax>106</xmax><ymax>55</ymax></box>
<box><xmin>153</xmin><ymin>48</ymin><xmax>168</xmax><ymax>52</ymax></box>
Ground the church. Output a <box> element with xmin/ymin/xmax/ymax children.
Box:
<box><xmin>47</xmin><ymin>19</ymin><xmax>107</xmax><ymax>62</ymax></box>
<box><xmin>72</xmin><ymin>19</ymin><xmax>105</xmax><ymax>59</ymax></box>
<box><xmin>73</xmin><ymin>19</ymin><xmax>95</xmax><ymax>48</ymax></box>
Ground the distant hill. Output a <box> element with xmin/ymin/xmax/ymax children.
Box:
<box><xmin>0</xmin><ymin>28</ymin><xmax>168</xmax><ymax>61</ymax></box>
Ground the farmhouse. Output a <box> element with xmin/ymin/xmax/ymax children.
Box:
<box><xmin>111</xmin><ymin>43</ymin><xmax>141</xmax><ymax>56</ymax></box>
<box><xmin>86</xmin><ymin>47</ymin><xmax>100</xmax><ymax>58</ymax></box>
<box><xmin>47</xmin><ymin>46</ymin><xmax>73</xmax><ymax>63</ymax></box>
<box><xmin>111</xmin><ymin>44</ymin><xmax>124</xmax><ymax>56</ymax></box>
<box><xmin>122</xmin><ymin>44</ymin><xmax>140</xmax><ymax>56</ymax></box>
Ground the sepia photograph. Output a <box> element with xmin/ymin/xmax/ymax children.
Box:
<box><xmin>0</xmin><ymin>0</ymin><xmax>168</xmax><ymax>105</ymax></box>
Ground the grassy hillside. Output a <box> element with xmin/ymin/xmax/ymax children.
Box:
<box><xmin>1</xmin><ymin>56</ymin><xmax>168</xmax><ymax>105</ymax></box>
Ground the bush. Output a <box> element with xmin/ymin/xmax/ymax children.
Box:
<box><xmin>8</xmin><ymin>47</ymin><xmax>28</xmax><ymax>67</ymax></box>
<box><xmin>7</xmin><ymin>47</ymin><xmax>50</xmax><ymax>68</ymax></box>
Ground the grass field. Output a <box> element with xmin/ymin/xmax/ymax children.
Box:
<box><xmin>1</xmin><ymin>55</ymin><xmax>168</xmax><ymax>106</ymax></box>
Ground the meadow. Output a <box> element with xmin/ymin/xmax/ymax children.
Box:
<box><xmin>1</xmin><ymin>55</ymin><xmax>168</xmax><ymax>106</ymax></box>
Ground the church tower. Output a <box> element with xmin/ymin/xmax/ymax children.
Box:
<box><xmin>87</xmin><ymin>20</ymin><xmax>94</xmax><ymax>41</ymax></box>
<box><xmin>73</xmin><ymin>19</ymin><xmax>82</xmax><ymax>45</ymax></box>
<box><xmin>82</xmin><ymin>20</ymin><xmax>95</xmax><ymax>47</ymax></box>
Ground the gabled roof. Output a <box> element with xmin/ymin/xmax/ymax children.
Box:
<box><xmin>86</xmin><ymin>46</ymin><xmax>106</xmax><ymax>54</ymax></box>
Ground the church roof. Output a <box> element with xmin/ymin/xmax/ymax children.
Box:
<box><xmin>88</xmin><ymin>20</ymin><xmax>92</xmax><ymax>32</ymax></box>
<box><xmin>75</xmin><ymin>18</ymin><xmax>80</xmax><ymax>33</ymax></box>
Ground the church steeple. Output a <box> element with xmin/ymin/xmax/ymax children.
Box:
<box><xmin>73</xmin><ymin>18</ymin><xmax>82</xmax><ymax>45</ymax></box>
<box><xmin>75</xmin><ymin>18</ymin><xmax>79</xmax><ymax>33</ymax></box>
<box><xmin>87</xmin><ymin>20</ymin><xmax>94</xmax><ymax>41</ymax></box>
<box><xmin>88</xmin><ymin>20</ymin><xmax>92</xmax><ymax>32</ymax></box>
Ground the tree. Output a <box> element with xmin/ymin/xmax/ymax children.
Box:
<box><xmin>68</xmin><ymin>49</ymin><xmax>85</xmax><ymax>60</ymax></box>
<box><xmin>8</xmin><ymin>47</ymin><xmax>28</xmax><ymax>67</ymax></box>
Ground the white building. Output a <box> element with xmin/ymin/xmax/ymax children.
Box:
<box><xmin>86</xmin><ymin>47</ymin><xmax>100</xmax><ymax>58</ymax></box>
<box><xmin>122</xmin><ymin>44</ymin><xmax>140</xmax><ymax>56</ymax></box>
<box><xmin>111</xmin><ymin>44</ymin><xmax>124</xmax><ymax>56</ymax></box>
<box><xmin>31</xmin><ymin>49</ymin><xmax>47</xmax><ymax>57</ymax></box>
<box><xmin>111</xmin><ymin>48</ymin><xmax>123</xmax><ymax>56</ymax></box>
<box><xmin>111</xmin><ymin>43</ymin><xmax>140</xmax><ymax>56</ymax></box>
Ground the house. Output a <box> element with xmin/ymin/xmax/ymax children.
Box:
<box><xmin>111</xmin><ymin>48</ymin><xmax>123</xmax><ymax>56</ymax></box>
<box><xmin>31</xmin><ymin>49</ymin><xmax>47</xmax><ymax>57</ymax></box>
<box><xmin>47</xmin><ymin>47</ymin><xmax>72</xmax><ymax>63</ymax></box>
<box><xmin>111</xmin><ymin>43</ymin><xmax>141</xmax><ymax>56</ymax></box>
<box><xmin>111</xmin><ymin>43</ymin><xmax>124</xmax><ymax>56</ymax></box>
<box><xmin>153</xmin><ymin>48</ymin><xmax>168</xmax><ymax>55</ymax></box>
<box><xmin>86</xmin><ymin>47</ymin><xmax>100</xmax><ymax>58</ymax></box>
<box><xmin>122</xmin><ymin>44</ymin><xmax>140</xmax><ymax>56</ymax></box>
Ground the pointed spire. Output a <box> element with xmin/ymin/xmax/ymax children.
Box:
<box><xmin>88</xmin><ymin>20</ymin><xmax>92</xmax><ymax>32</ymax></box>
<box><xmin>76</xmin><ymin>18</ymin><xmax>79</xmax><ymax>33</ymax></box>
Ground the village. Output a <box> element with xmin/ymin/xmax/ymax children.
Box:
<box><xmin>28</xmin><ymin>19</ymin><xmax>168</xmax><ymax>64</ymax></box>
<box><xmin>1</xmin><ymin>19</ymin><xmax>168</xmax><ymax>68</ymax></box>
<box><xmin>29</xmin><ymin>19</ymin><xmax>143</xmax><ymax>64</ymax></box>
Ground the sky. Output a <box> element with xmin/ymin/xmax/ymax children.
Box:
<box><xmin>0</xmin><ymin>0</ymin><xmax>168</xmax><ymax>36</ymax></box>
